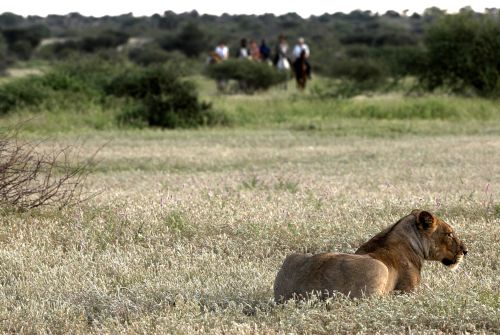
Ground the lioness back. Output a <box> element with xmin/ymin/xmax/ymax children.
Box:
<box><xmin>274</xmin><ymin>252</ymin><xmax>389</xmax><ymax>302</ymax></box>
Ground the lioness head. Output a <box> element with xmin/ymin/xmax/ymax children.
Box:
<box><xmin>412</xmin><ymin>209</ymin><xmax>468</xmax><ymax>270</ymax></box>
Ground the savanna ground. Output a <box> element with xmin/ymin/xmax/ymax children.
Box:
<box><xmin>1</xmin><ymin>75</ymin><xmax>499</xmax><ymax>334</ymax></box>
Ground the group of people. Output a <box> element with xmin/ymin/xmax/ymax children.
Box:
<box><xmin>235</xmin><ymin>38</ymin><xmax>272</xmax><ymax>62</ymax></box>
<box><xmin>211</xmin><ymin>35</ymin><xmax>312</xmax><ymax>88</ymax></box>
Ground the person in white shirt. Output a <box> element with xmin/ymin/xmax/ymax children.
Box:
<box><xmin>292</xmin><ymin>37</ymin><xmax>311</xmax><ymax>79</ymax></box>
<box><xmin>292</xmin><ymin>37</ymin><xmax>310</xmax><ymax>60</ymax></box>
<box><xmin>214</xmin><ymin>41</ymin><xmax>229</xmax><ymax>61</ymax></box>
<box><xmin>237</xmin><ymin>38</ymin><xmax>249</xmax><ymax>59</ymax></box>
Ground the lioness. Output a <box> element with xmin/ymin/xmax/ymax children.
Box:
<box><xmin>274</xmin><ymin>210</ymin><xmax>467</xmax><ymax>301</ymax></box>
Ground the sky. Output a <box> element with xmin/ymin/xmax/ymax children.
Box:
<box><xmin>1</xmin><ymin>0</ymin><xmax>498</xmax><ymax>17</ymax></box>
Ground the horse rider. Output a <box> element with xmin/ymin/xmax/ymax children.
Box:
<box><xmin>274</xmin><ymin>34</ymin><xmax>290</xmax><ymax>69</ymax></box>
<box><xmin>292</xmin><ymin>37</ymin><xmax>311</xmax><ymax>79</ymax></box>
<box><xmin>214</xmin><ymin>40</ymin><xmax>229</xmax><ymax>61</ymax></box>
<box><xmin>259</xmin><ymin>39</ymin><xmax>272</xmax><ymax>63</ymax></box>
<box><xmin>237</xmin><ymin>38</ymin><xmax>249</xmax><ymax>59</ymax></box>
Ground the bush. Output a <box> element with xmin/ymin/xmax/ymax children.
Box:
<box><xmin>0</xmin><ymin>59</ymin><xmax>224</xmax><ymax>128</ymax></box>
<box><xmin>419</xmin><ymin>13</ymin><xmax>500</xmax><ymax>96</ymax></box>
<box><xmin>343</xmin><ymin>45</ymin><xmax>426</xmax><ymax>79</ymax></box>
<box><xmin>1</xmin><ymin>25</ymin><xmax>50</xmax><ymax>60</ymax></box>
<box><xmin>79</xmin><ymin>30</ymin><xmax>129</xmax><ymax>53</ymax></box>
<box><xmin>41</xmin><ymin>58</ymin><xmax>121</xmax><ymax>93</ymax></box>
<box><xmin>36</xmin><ymin>31</ymin><xmax>129</xmax><ymax>60</ymax></box>
<box><xmin>205</xmin><ymin>59</ymin><xmax>288</xmax><ymax>93</ymax></box>
<box><xmin>0</xmin><ymin>57</ymin><xmax>123</xmax><ymax>115</ymax></box>
<box><xmin>0</xmin><ymin>77</ymin><xmax>47</xmax><ymax>114</ymax></box>
<box><xmin>158</xmin><ymin>22</ymin><xmax>209</xmax><ymax>58</ymax></box>
<box><xmin>106</xmin><ymin>65</ymin><xmax>222</xmax><ymax>128</ymax></box>
<box><xmin>315</xmin><ymin>55</ymin><xmax>410</xmax><ymax>98</ymax></box>
<box><xmin>128</xmin><ymin>45</ymin><xmax>184</xmax><ymax>66</ymax></box>
<box><xmin>325</xmin><ymin>58</ymin><xmax>387</xmax><ymax>86</ymax></box>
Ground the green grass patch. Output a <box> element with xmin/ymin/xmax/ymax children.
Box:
<box><xmin>1</xmin><ymin>72</ymin><xmax>500</xmax><ymax>136</ymax></box>
<box><xmin>213</xmin><ymin>92</ymin><xmax>500</xmax><ymax>126</ymax></box>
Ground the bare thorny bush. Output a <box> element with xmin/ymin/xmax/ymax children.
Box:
<box><xmin>0</xmin><ymin>127</ymin><xmax>95</xmax><ymax>210</ymax></box>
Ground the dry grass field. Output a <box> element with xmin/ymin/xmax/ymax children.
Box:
<box><xmin>0</xmin><ymin>129</ymin><xmax>498</xmax><ymax>334</ymax></box>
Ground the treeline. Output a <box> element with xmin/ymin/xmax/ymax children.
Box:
<box><xmin>0</xmin><ymin>7</ymin><xmax>486</xmax><ymax>64</ymax></box>
<box><xmin>1</xmin><ymin>7</ymin><xmax>500</xmax><ymax>97</ymax></box>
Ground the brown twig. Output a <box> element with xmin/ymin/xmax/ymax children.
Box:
<box><xmin>0</xmin><ymin>125</ymin><xmax>99</xmax><ymax>210</ymax></box>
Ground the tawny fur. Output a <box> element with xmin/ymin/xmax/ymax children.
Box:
<box><xmin>274</xmin><ymin>209</ymin><xmax>467</xmax><ymax>302</ymax></box>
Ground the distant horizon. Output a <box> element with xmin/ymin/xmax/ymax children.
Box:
<box><xmin>1</xmin><ymin>1</ymin><xmax>498</xmax><ymax>18</ymax></box>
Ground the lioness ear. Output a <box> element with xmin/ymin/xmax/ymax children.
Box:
<box><xmin>415</xmin><ymin>210</ymin><xmax>436</xmax><ymax>231</ymax></box>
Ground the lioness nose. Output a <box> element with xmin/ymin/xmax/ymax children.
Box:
<box><xmin>462</xmin><ymin>245</ymin><xmax>468</xmax><ymax>256</ymax></box>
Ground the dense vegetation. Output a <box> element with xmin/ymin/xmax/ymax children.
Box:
<box><xmin>420</xmin><ymin>12</ymin><xmax>500</xmax><ymax>96</ymax></box>
<box><xmin>0</xmin><ymin>59</ymin><xmax>223</xmax><ymax>128</ymax></box>
<box><xmin>0</xmin><ymin>7</ymin><xmax>499</xmax><ymax>129</ymax></box>
<box><xmin>107</xmin><ymin>65</ymin><xmax>221</xmax><ymax>128</ymax></box>
<box><xmin>1</xmin><ymin>8</ymin><xmax>499</xmax><ymax>96</ymax></box>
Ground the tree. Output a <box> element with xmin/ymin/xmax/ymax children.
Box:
<box><xmin>420</xmin><ymin>12</ymin><xmax>500</xmax><ymax>96</ymax></box>
<box><xmin>0</xmin><ymin>12</ymin><xmax>23</xmax><ymax>28</ymax></box>
<box><xmin>1</xmin><ymin>25</ymin><xmax>50</xmax><ymax>60</ymax></box>
<box><xmin>162</xmin><ymin>22</ymin><xmax>208</xmax><ymax>58</ymax></box>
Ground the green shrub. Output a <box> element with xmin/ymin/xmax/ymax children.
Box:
<box><xmin>420</xmin><ymin>13</ymin><xmax>500</xmax><ymax>96</ymax></box>
<box><xmin>0</xmin><ymin>59</ymin><xmax>225</xmax><ymax>129</ymax></box>
<box><xmin>41</xmin><ymin>58</ymin><xmax>122</xmax><ymax>93</ymax></box>
<box><xmin>106</xmin><ymin>65</ymin><xmax>222</xmax><ymax>128</ymax></box>
<box><xmin>0</xmin><ymin>76</ymin><xmax>47</xmax><ymax>114</ymax></box>
<box><xmin>158</xmin><ymin>22</ymin><xmax>209</xmax><ymax>58</ymax></box>
<box><xmin>375</xmin><ymin>46</ymin><xmax>426</xmax><ymax>78</ymax></box>
<box><xmin>36</xmin><ymin>31</ymin><xmax>129</xmax><ymax>60</ymax></box>
<box><xmin>80</xmin><ymin>31</ymin><xmax>129</xmax><ymax>53</ymax></box>
<box><xmin>0</xmin><ymin>57</ymin><xmax>125</xmax><ymax>115</ymax></box>
<box><xmin>343</xmin><ymin>45</ymin><xmax>426</xmax><ymax>78</ymax></box>
<box><xmin>128</xmin><ymin>45</ymin><xmax>183</xmax><ymax>66</ymax></box>
<box><xmin>1</xmin><ymin>25</ymin><xmax>49</xmax><ymax>60</ymax></box>
<box><xmin>325</xmin><ymin>58</ymin><xmax>387</xmax><ymax>85</ymax></box>
<box><xmin>205</xmin><ymin>59</ymin><xmax>288</xmax><ymax>93</ymax></box>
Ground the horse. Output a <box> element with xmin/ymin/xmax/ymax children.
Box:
<box><xmin>207</xmin><ymin>51</ymin><xmax>227</xmax><ymax>92</ymax></box>
<box><xmin>277</xmin><ymin>56</ymin><xmax>290</xmax><ymax>71</ymax></box>
<box><xmin>293</xmin><ymin>50</ymin><xmax>308</xmax><ymax>90</ymax></box>
<box><xmin>207</xmin><ymin>51</ymin><xmax>223</xmax><ymax>65</ymax></box>
<box><xmin>275</xmin><ymin>55</ymin><xmax>291</xmax><ymax>90</ymax></box>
